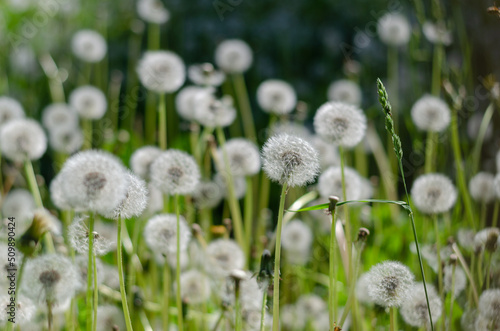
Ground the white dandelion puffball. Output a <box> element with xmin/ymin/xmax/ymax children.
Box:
<box><xmin>311</xmin><ymin>136</ymin><xmax>340</xmax><ymax>169</ymax></box>
<box><xmin>0</xmin><ymin>96</ymin><xmax>24</xmax><ymax>127</ymax></box>
<box><xmin>0</xmin><ymin>118</ymin><xmax>47</xmax><ymax>162</ymax></box>
<box><xmin>58</xmin><ymin>150</ymin><xmax>129</xmax><ymax>214</ymax></box>
<box><xmin>457</xmin><ymin>228</ymin><xmax>476</xmax><ymax>252</ymax></box>
<box><xmin>49</xmin><ymin>127</ymin><xmax>84</xmax><ymax>154</ymax></box>
<box><xmin>176</xmin><ymin>269</ymin><xmax>211</xmax><ymax>304</ymax></box>
<box><xmin>143</xmin><ymin>214</ymin><xmax>192</xmax><ymax>255</ymax></box>
<box><xmin>296</xmin><ymin>294</ymin><xmax>327</xmax><ymax>320</ymax></box>
<box><xmin>281</xmin><ymin>219</ymin><xmax>313</xmax><ymax>254</ymax></box>
<box><xmin>96</xmin><ymin>305</ymin><xmax>126</xmax><ymax>331</ymax></box>
<box><xmin>411</xmin><ymin>95</ymin><xmax>451</xmax><ymax>132</ymax></box>
<box><xmin>69</xmin><ymin>85</ymin><xmax>108</xmax><ymax>120</ymax></box>
<box><xmin>42</xmin><ymin>103</ymin><xmax>79</xmax><ymax>130</ymax></box>
<box><xmin>137</xmin><ymin>0</ymin><xmax>170</xmax><ymax>24</ymax></box>
<box><xmin>205</xmin><ymin>239</ymin><xmax>245</xmax><ymax>277</ymax></box>
<box><xmin>256</xmin><ymin>79</ymin><xmax>297</xmax><ymax>115</ymax></box>
<box><xmin>22</xmin><ymin>254</ymin><xmax>80</xmax><ymax>305</ymax></box>
<box><xmin>130</xmin><ymin>145</ymin><xmax>162</xmax><ymax>181</ymax></box>
<box><xmin>474</xmin><ymin>227</ymin><xmax>499</xmax><ymax>252</ymax></box>
<box><xmin>327</xmin><ymin>79</ymin><xmax>362</xmax><ymax>107</ymax></box>
<box><xmin>1</xmin><ymin>188</ymin><xmax>36</xmax><ymax>233</ymax></box>
<box><xmin>318</xmin><ymin>166</ymin><xmax>363</xmax><ymax>201</ymax></box>
<box><xmin>377</xmin><ymin>12</ymin><xmax>411</xmax><ymax>47</ymax></box>
<box><xmin>137</xmin><ymin>51</ymin><xmax>186</xmax><ymax>93</ymax></box>
<box><xmin>150</xmin><ymin>149</ymin><xmax>201</xmax><ymax>195</ymax></box>
<box><xmin>411</xmin><ymin>173</ymin><xmax>457</xmax><ymax>214</ymax></box>
<box><xmin>314</xmin><ymin>101</ymin><xmax>367</xmax><ymax>149</ymax></box>
<box><xmin>215</xmin><ymin>39</ymin><xmax>253</xmax><ymax>74</ymax></box>
<box><xmin>477</xmin><ymin>289</ymin><xmax>500</xmax><ymax>325</ymax></box>
<box><xmin>423</xmin><ymin>21</ymin><xmax>452</xmax><ymax>46</ymax></box>
<box><xmin>68</xmin><ymin>216</ymin><xmax>114</xmax><ymax>256</ymax></box>
<box><xmin>71</xmin><ymin>30</ymin><xmax>107</xmax><ymax>63</ymax></box>
<box><xmin>104</xmin><ymin>172</ymin><xmax>148</xmax><ymax>220</ymax></box>
<box><xmin>0</xmin><ymin>295</ymin><xmax>35</xmax><ymax>326</ymax></box>
<box><xmin>270</xmin><ymin>121</ymin><xmax>313</xmax><ymax>141</ymax></box>
<box><xmin>401</xmin><ymin>283</ymin><xmax>442</xmax><ymax>327</ymax></box>
<box><xmin>494</xmin><ymin>173</ymin><xmax>500</xmax><ymax>199</ymax></box>
<box><xmin>356</xmin><ymin>272</ymin><xmax>374</xmax><ymax>304</ymax></box>
<box><xmin>50</xmin><ymin>174</ymin><xmax>72</xmax><ymax>210</ymax></box>
<box><xmin>366</xmin><ymin>260</ymin><xmax>415</xmax><ymax>307</ymax></box>
<box><xmin>188</xmin><ymin>63</ymin><xmax>226</xmax><ymax>87</ymax></box>
<box><xmin>469</xmin><ymin>172</ymin><xmax>496</xmax><ymax>203</ymax></box>
<box><xmin>194</xmin><ymin>95</ymin><xmax>236</xmax><ymax>128</ymax></box>
<box><xmin>217</xmin><ymin>138</ymin><xmax>261</xmax><ymax>177</ymax></box>
<box><xmin>192</xmin><ymin>180</ymin><xmax>223</xmax><ymax>209</ymax></box>
<box><xmin>175</xmin><ymin>86</ymin><xmax>214</xmax><ymax>122</ymax></box>
<box><xmin>261</xmin><ymin>133</ymin><xmax>320</xmax><ymax>187</ymax></box>
<box><xmin>443</xmin><ymin>265</ymin><xmax>467</xmax><ymax>296</ymax></box>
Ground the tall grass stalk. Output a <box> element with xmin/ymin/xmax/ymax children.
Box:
<box><xmin>175</xmin><ymin>194</ymin><xmax>184</xmax><ymax>331</ymax></box>
<box><xmin>232</xmin><ymin>73</ymin><xmax>257</xmax><ymax>142</ymax></box>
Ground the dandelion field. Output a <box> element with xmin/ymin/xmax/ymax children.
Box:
<box><xmin>1</xmin><ymin>0</ymin><xmax>500</xmax><ymax>330</ymax></box>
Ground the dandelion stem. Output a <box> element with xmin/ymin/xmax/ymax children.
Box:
<box><xmin>24</xmin><ymin>159</ymin><xmax>43</xmax><ymax>208</ymax></box>
<box><xmin>431</xmin><ymin>44</ymin><xmax>444</xmax><ymax>96</ymax></box>
<box><xmin>117</xmin><ymin>216</ymin><xmax>133</xmax><ymax>331</ymax></box>
<box><xmin>471</xmin><ymin>103</ymin><xmax>494</xmax><ymax>174</ymax></box>
<box><xmin>492</xmin><ymin>201</ymin><xmax>499</xmax><ymax>228</ymax></box>
<box><xmin>82</xmin><ymin>119</ymin><xmax>93</xmax><ymax>150</ymax></box>
<box><xmin>260</xmin><ymin>288</ymin><xmax>267</xmax><ymax>331</ymax></box>
<box><xmin>148</xmin><ymin>23</ymin><xmax>160</xmax><ymax>50</ymax></box>
<box><xmin>235</xmin><ymin>279</ymin><xmax>242</xmax><ymax>331</ymax></box>
<box><xmin>328</xmin><ymin>196</ymin><xmax>339</xmax><ymax>330</ymax></box>
<box><xmin>244</xmin><ymin>176</ymin><xmax>254</xmax><ymax>262</ymax></box>
<box><xmin>447</xmin><ymin>262</ymin><xmax>456</xmax><ymax>331</ymax></box>
<box><xmin>86</xmin><ymin>213</ymin><xmax>95</xmax><ymax>331</ymax></box>
<box><xmin>163</xmin><ymin>263</ymin><xmax>170</xmax><ymax>331</ymax></box>
<box><xmin>232</xmin><ymin>73</ymin><xmax>257</xmax><ymax>142</ymax></box>
<box><xmin>175</xmin><ymin>194</ymin><xmax>184</xmax><ymax>331</ymax></box>
<box><xmin>272</xmin><ymin>182</ymin><xmax>288</xmax><ymax>331</ymax></box>
<box><xmin>339</xmin><ymin>145</ymin><xmax>353</xmax><ymax>281</ymax></box>
<box><xmin>159</xmin><ymin>93</ymin><xmax>167</xmax><ymax>150</ymax></box>
<box><xmin>424</xmin><ymin>131</ymin><xmax>437</xmax><ymax>173</ymax></box>
<box><xmin>47</xmin><ymin>301</ymin><xmax>53</xmax><ymax>331</ymax></box>
<box><xmin>92</xmin><ymin>247</ymin><xmax>98</xmax><ymax>331</ymax></box>
<box><xmin>389</xmin><ymin>307</ymin><xmax>397</xmax><ymax>331</ymax></box>
<box><xmin>451</xmin><ymin>243</ymin><xmax>479</xmax><ymax>306</ymax></box>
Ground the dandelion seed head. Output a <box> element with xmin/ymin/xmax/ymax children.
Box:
<box><xmin>423</xmin><ymin>21</ymin><xmax>452</xmax><ymax>46</ymax></box>
<box><xmin>68</xmin><ymin>216</ymin><xmax>114</xmax><ymax>256</ymax></box>
<box><xmin>457</xmin><ymin>228</ymin><xmax>476</xmax><ymax>252</ymax></box>
<box><xmin>175</xmin><ymin>86</ymin><xmax>214</xmax><ymax>122</ymax></box>
<box><xmin>311</xmin><ymin>136</ymin><xmax>340</xmax><ymax>169</ymax></box>
<box><xmin>194</xmin><ymin>94</ymin><xmax>236</xmax><ymax>128</ymax></box>
<box><xmin>0</xmin><ymin>118</ymin><xmax>47</xmax><ymax>162</ymax></box>
<box><xmin>49</xmin><ymin>126</ymin><xmax>84</xmax><ymax>154</ymax></box>
<box><xmin>0</xmin><ymin>295</ymin><xmax>36</xmax><ymax>326</ymax></box>
<box><xmin>175</xmin><ymin>269</ymin><xmax>211</xmax><ymax>304</ymax></box>
<box><xmin>281</xmin><ymin>219</ymin><xmax>312</xmax><ymax>254</ymax></box>
<box><xmin>356</xmin><ymin>272</ymin><xmax>374</xmax><ymax>304</ymax></box>
<box><xmin>104</xmin><ymin>172</ymin><xmax>148</xmax><ymax>219</ymax></box>
<box><xmin>137</xmin><ymin>51</ymin><xmax>185</xmax><ymax>93</ymax></box>
<box><xmin>74</xmin><ymin>255</ymin><xmax>104</xmax><ymax>292</ymax></box>
<box><xmin>42</xmin><ymin>103</ymin><xmax>79</xmax><ymax>131</ymax></box>
<box><xmin>188</xmin><ymin>63</ymin><xmax>225</xmax><ymax>87</ymax></box>
<box><xmin>469</xmin><ymin>172</ymin><xmax>496</xmax><ymax>203</ymax></box>
<box><xmin>215</xmin><ymin>39</ymin><xmax>253</xmax><ymax>74</ymax></box>
<box><xmin>101</xmin><ymin>263</ymin><xmax>120</xmax><ymax>290</ymax></box>
<box><xmin>59</xmin><ymin>150</ymin><xmax>129</xmax><ymax>214</ymax></box>
<box><xmin>150</xmin><ymin>149</ymin><xmax>200</xmax><ymax>195</ymax></box>
<box><xmin>256</xmin><ymin>79</ymin><xmax>297</xmax><ymax>115</ymax></box>
<box><xmin>366</xmin><ymin>260</ymin><xmax>415</xmax><ymax>307</ymax></box>
<box><xmin>217</xmin><ymin>138</ymin><xmax>261</xmax><ymax>177</ymax></box>
<box><xmin>1</xmin><ymin>188</ymin><xmax>36</xmax><ymax>232</ymax></box>
<box><xmin>205</xmin><ymin>239</ymin><xmax>245</xmax><ymax>277</ymax></box>
<box><xmin>137</xmin><ymin>0</ymin><xmax>170</xmax><ymax>24</ymax></box>
<box><xmin>401</xmin><ymin>283</ymin><xmax>442</xmax><ymax>327</ymax></box>
<box><xmin>214</xmin><ymin>172</ymin><xmax>247</xmax><ymax>200</ymax></box>
<box><xmin>130</xmin><ymin>145</ymin><xmax>162</xmax><ymax>181</ymax></box>
<box><xmin>192</xmin><ymin>180</ymin><xmax>223</xmax><ymax>209</ymax></box>
<box><xmin>411</xmin><ymin>173</ymin><xmax>457</xmax><ymax>214</ymax></box>
<box><xmin>50</xmin><ymin>174</ymin><xmax>72</xmax><ymax>210</ymax></box>
<box><xmin>443</xmin><ymin>265</ymin><xmax>467</xmax><ymax>296</ymax></box>
<box><xmin>377</xmin><ymin>12</ymin><xmax>411</xmax><ymax>46</ymax></box>
<box><xmin>0</xmin><ymin>97</ymin><xmax>24</xmax><ymax>128</ymax></box>
<box><xmin>96</xmin><ymin>305</ymin><xmax>126</xmax><ymax>331</ymax></box>
<box><xmin>477</xmin><ymin>289</ymin><xmax>500</xmax><ymax>324</ymax></box>
<box><xmin>69</xmin><ymin>85</ymin><xmax>107</xmax><ymax>120</ymax></box>
<box><xmin>411</xmin><ymin>95</ymin><xmax>451</xmax><ymax>132</ymax></box>
<box><xmin>474</xmin><ymin>227</ymin><xmax>499</xmax><ymax>252</ymax></box>
<box><xmin>144</xmin><ymin>214</ymin><xmax>192</xmax><ymax>256</ymax></box>
<box><xmin>318</xmin><ymin>165</ymin><xmax>363</xmax><ymax>201</ymax></box>
<box><xmin>314</xmin><ymin>101</ymin><xmax>367</xmax><ymax>148</ymax></box>
<box><xmin>327</xmin><ymin>79</ymin><xmax>362</xmax><ymax>107</ymax></box>
<box><xmin>296</xmin><ymin>294</ymin><xmax>327</xmax><ymax>319</ymax></box>
<box><xmin>71</xmin><ymin>30</ymin><xmax>107</xmax><ymax>63</ymax></box>
<box><xmin>262</xmin><ymin>133</ymin><xmax>320</xmax><ymax>187</ymax></box>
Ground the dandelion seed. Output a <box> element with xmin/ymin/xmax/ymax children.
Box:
<box><xmin>205</xmin><ymin>239</ymin><xmax>245</xmax><ymax>277</ymax></box>
<box><xmin>42</xmin><ymin>103</ymin><xmax>79</xmax><ymax>131</ymax></box>
<box><xmin>71</xmin><ymin>30</ymin><xmax>107</xmax><ymax>63</ymax></box>
<box><xmin>49</xmin><ymin>127</ymin><xmax>84</xmax><ymax>154</ymax></box>
<box><xmin>411</xmin><ymin>95</ymin><xmax>451</xmax><ymax>132</ymax></box>
<box><xmin>327</xmin><ymin>79</ymin><xmax>362</xmax><ymax>107</ymax></box>
<box><xmin>401</xmin><ymin>282</ymin><xmax>442</xmax><ymax>327</ymax></box>
<box><xmin>137</xmin><ymin>0</ymin><xmax>170</xmax><ymax>24</ymax></box>
<box><xmin>0</xmin><ymin>295</ymin><xmax>36</xmax><ymax>326</ymax></box>
<box><xmin>174</xmin><ymin>269</ymin><xmax>211</xmax><ymax>304</ymax></box>
<box><xmin>261</xmin><ymin>133</ymin><xmax>320</xmax><ymax>187</ymax></box>
<box><xmin>215</xmin><ymin>39</ymin><xmax>253</xmax><ymax>74</ymax></box>
<box><xmin>69</xmin><ymin>85</ymin><xmax>108</xmax><ymax>120</ymax></box>
<box><xmin>469</xmin><ymin>172</ymin><xmax>496</xmax><ymax>203</ymax></box>
<box><xmin>0</xmin><ymin>96</ymin><xmax>24</xmax><ymax>127</ymax></box>
<box><xmin>314</xmin><ymin>101</ymin><xmax>367</xmax><ymax>149</ymax></box>
<box><xmin>366</xmin><ymin>260</ymin><xmax>415</xmax><ymax>307</ymax></box>
<box><xmin>443</xmin><ymin>265</ymin><xmax>467</xmax><ymax>296</ymax></box>
<box><xmin>130</xmin><ymin>145</ymin><xmax>162</xmax><ymax>181</ymax></box>
<box><xmin>188</xmin><ymin>63</ymin><xmax>225</xmax><ymax>87</ymax></box>
<box><xmin>175</xmin><ymin>86</ymin><xmax>214</xmax><ymax>122</ymax></box>
<box><xmin>281</xmin><ymin>219</ymin><xmax>312</xmax><ymax>255</ymax></box>
<box><xmin>192</xmin><ymin>180</ymin><xmax>223</xmax><ymax>209</ymax></box>
<box><xmin>377</xmin><ymin>12</ymin><xmax>411</xmax><ymax>46</ymax></box>
<box><xmin>476</xmin><ymin>289</ymin><xmax>500</xmax><ymax>328</ymax></box>
<box><xmin>474</xmin><ymin>227</ymin><xmax>499</xmax><ymax>252</ymax></box>
<box><xmin>256</xmin><ymin>79</ymin><xmax>297</xmax><ymax>115</ymax></box>
<box><xmin>69</xmin><ymin>216</ymin><xmax>114</xmax><ymax>256</ymax></box>
<box><xmin>95</xmin><ymin>305</ymin><xmax>126</xmax><ymax>331</ymax></box>
<box><xmin>422</xmin><ymin>21</ymin><xmax>452</xmax><ymax>46</ymax></box>
<box><xmin>1</xmin><ymin>188</ymin><xmax>36</xmax><ymax>232</ymax></box>
<box><xmin>0</xmin><ymin>118</ymin><xmax>47</xmax><ymax>162</ymax></box>
<box><xmin>318</xmin><ymin>165</ymin><xmax>363</xmax><ymax>200</ymax></box>
<box><xmin>194</xmin><ymin>94</ymin><xmax>236</xmax><ymax>128</ymax></box>
<box><xmin>150</xmin><ymin>149</ymin><xmax>200</xmax><ymax>195</ymax></box>
<box><xmin>104</xmin><ymin>172</ymin><xmax>148</xmax><ymax>220</ymax></box>
<box><xmin>137</xmin><ymin>51</ymin><xmax>186</xmax><ymax>93</ymax></box>
<box><xmin>217</xmin><ymin>138</ymin><xmax>261</xmax><ymax>177</ymax></box>
<box><xmin>143</xmin><ymin>214</ymin><xmax>192</xmax><ymax>255</ymax></box>
<box><xmin>411</xmin><ymin>173</ymin><xmax>457</xmax><ymax>214</ymax></box>
<box><xmin>214</xmin><ymin>172</ymin><xmax>247</xmax><ymax>200</ymax></box>
<box><xmin>58</xmin><ymin>150</ymin><xmax>129</xmax><ymax>214</ymax></box>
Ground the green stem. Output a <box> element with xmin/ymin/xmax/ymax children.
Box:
<box><xmin>159</xmin><ymin>93</ymin><xmax>167</xmax><ymax>150</ymax></box>
<box><xmin>24</xmin><ymin>160</ymin><xmax>43</xmax><ymax>208</ymax></box>
<box><xmin>451</xmin><ymin>243</ymin><xmax>478</xmax><ymax>306</ymax></box>
<box><xmin>424</xmin><ymin>131</ymin><xmax>437</xmax><ymax>173</ymax></box>
<box><xmin>86</xmin><ymin>213</ymin><xmax>95</xmax><ymax>331</ymax></box>
<box><xmin>339</xmin><ymin>240</ymin><xmax>365</xmax><ymax>328</ymax></box>
<box><xmin>175</xmin><ymin>194</ymin><xmax>184</xmax><ymax>331</ymax></box>
<box><xmin>82</xmin><ymin>119</ymin><xmax>93</xmax><ymax>150</ymax></box>
<box><xmin>329</xmin><ymin>199</ymin><xmax>339</xmax><ymax>330</ymax></box>
<box><xmin>339</xmin><ymin>146</ymin><xmax>352</xmax><ymax>281</ymax></box>
<box><xmin>148</xmin><ymin>23</ymin><xmax>160</xmax><ymax>50</ymax></box>
<box><xmin>272</xmin><ymin>183</ymin><xmax>288</xmax><ymax>331</ymax></box>
<box><xmin>92</xmin><ymin>247</ymin><xmax>98</xmax><ymax>331</ymax></box>
<box><xmin>235</xmin><ymin>280</ymin><xmax>242</xmax><ymax>331</ymax></box>
<box><xmin>244</xmin><ymin>176</ymin><xmax>253</xmax><ymax>262</ymax></box>
<box><xmin>117</xmin><ymin>216</ymin><xmax>133</xmax><ymax>331</ymax></box>
<box><xmin>447</xmin><ymin>263</ymin><xmax>456</xmax><ymax>331</ymax></box>
<box><xmin>390</xmin><ymin>307</ymin><xmax>397</xmax><ymax>331</ymax></box>
<box><xmin>163</xmin><ymin>264</ymin><xmax>170</xmax><ymax>331</ymax></box>
<box><xmin>492</xmin><ymin>201</ymin><xmax>499</xmax><ymax>228</ymax></box>
<box><xmin>260</xmin><ymin>288</ymin><xmax>267</xmax><ymax>331</ymax></box>
<box><xmin>232</xmin><ymin>73</ymin><xmax>257</xmax><ymax>142</ymax></box>
<box><xmin>471</xmin><ymin>103</ymin><xmax>494</xmax><ymax>174</ymax></box>
<box><xmin>47</xmin><ymin>301</ymin><xmax>53</xmax><ymax>331</ymax></box>
<box><xmin>431</xmin><ymin>45</ymin><xmax>444</xmax><ymax>96</ymax></box>
<box><xmin>433</xmin><ymin>215</ymin><xmax>444</xmax><ymax>330</ymax></box>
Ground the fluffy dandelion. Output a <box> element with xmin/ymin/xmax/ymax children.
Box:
<box><xmin>327</xmin><ymin>79</ymin><xmax>362</xmax><ymax>107</ymax></box>
<box><xmin>281</xmin><ymin>219</ymin><xmax>313</xmax><ymax>254</ymax></box>
<box><xmin>137</xmin><ymin>51</ymin><xmax>186</xmax><ymax>93</ymax></box>
<box><xmin>175</xmin><ymin>86</ymin><xmax>214</xmax><ymax>122</ymax></box>
<box><xmin>214</xmin><ymin>39</ymin><xmax>253</xmax><ymax>74</ymax></box>
<box><xmin>71</xmin><ymin>30</ymin><xmax>107</xmax><ymax>63</ymax></box>
<box><xmin>143</xmin><ymin>214</ymin><xmax>192</xmax><ymax>255</ymax></box>
<box><xmin>457</xmin><ymin>228</ymin><xmax>476</xmax><ymax>252</ymax></box>
<box><xmin>69</xmin><ymin>85</ymin><xmax>108</xmax><ymax>120</ymax></box>
<box><xmin>74</xmin><ymin>255</ymin><xmax>105</xmax><ymax>292</ymax></box>
<box><xmin>205</xmin><ymin>239</ymin><xmax>245</xmax><ymax>277</ymax></box>
<box><xmin>194</xmin><ymin>95</ymin><xmax>236</xmax><ymax>128</ymax></box>
<box><xmin>49</xmin><ymin>174</ymin><xmax>72</xmax><ymax>210</ymax></box>
<box><xmin>261</xmin><ymin>133</ymin><xmax>320</xmax><ymax>187</ymax></box>
<box><xmin>469</xmin><ymin>172</ymin><xmax>496</xmax><ymax>203</ymax></box>
<box><xmin>269</xmin><ymin>121</ymin><xmax>313</xmax><ymax>141</ymax></box>
<box><xmin>313</xmin><ymin>101</ymin><xmax>367</xmax><ymax>148</ymax></box>
<box><xmin>377</xmin><ymin>12</ymin><xmax>411</xmax><ymax>46</ymax></box>
<box><xmin>49</xmin><ymin>127</ymin><xmax>84</xmax><ymax>154</ymax></box>
<box><xmin>0</xmin><ymin>295</ymin><xmax>36</xmax><ymax>326</ymax></box>
<box><xmin>366</xmin><ymin>260</ymin><xmax>415</xmax><ymax>307</ymax></box>
<box><xmin>69</xmin><ymin>216</ymin><xmax>114</xmax><ymax>256</ymax></box>
<box><xmin>137</xmin><ymin>0</ymin><xmax>170</xmax><ymax>24</ymax></box>
<box><xmin>318</xmin><ymin>166</ymin><xmax>363</xmax><ymax>200</ymax></box>
<box><xmin>58</xmin><ymin>150</ymin><xmax>129</xmax><ymax>214</ymax></box>
<box><xmin>256</xmin><ymin>79</ymin><xmax>297</xmax><ymax>115</ymax></box>
<box><xmin>175</xmin><ymin>269</ymin><xmax>211</xmax><ymax>304</ymax></box>
<box><xmin>296</xmin><ymin>294</ymin><xmax>327</xmax><ymax>320</ymax></box>
<box><xmin>217</xmin><ymin>138</ymin><xmax>261</xmax><ymax>177</ymax></box>
<box><xmin>476</xmin><ymin>289</ymin><xmax>500</xmax><ymax>328</ymax></box>
<box><xmin>104</xmin><ymin>172</ymin><xmax>148</xmax><ymax>220</ymax></box>
<box><xmin>0</xmin><ymin>118</ymin><xmax>47</xmax><ymax>162</ymax></box>
<box><xmin>192</xmin><ymin>180</ymin><xmax>223</xmax><ymax>209</ymax></box>
<box><xmin>411</xmin><ymin>173</ymin><xmax>457</xmax><ymax>214</ymax></box>
<box><xmin>96</xmin><ymin>305</ymin><xmax>126</xmax><ymax>331</ymax></box>
<box><xmin>130</xmin><ymin>145</ymin><xmax>162</xmax><ymax>181</ymax></box>
<box><xmin>422</xmin><ymin>21</ymin><xmax>452</xmax><ymax>46</ymax></box>
<box><xmin>150</xmin><ymin>149</ymin><xmax>201</xmax><ymax>195</ymax></box>
<box><xmin>188</xmin><ymin>63</ymin><xmax>225</xmax><ymax>87</ymax></box>
<box><xmin>474</xmin><ymin>227</ymin><xmax>499</xmax><ymax>252</ymax></box>
<box><xmin>400</xmin><ymin>283</ymin><xmax>442</xmax><ymax>327</ymax></box>
<box><xmin>42</xmin><ymin>103</ymin><xmax>79</xmax><ymax>130</ymax></box>
<box><xmin>443</xmin><ymin>265</ymin><xmax>467</xmax><ymax>296</ymax></box>
<box><xmin>0</xmin><ymin>96</ymin><xmax>24</xmax><ymax>127</ymax></box>
<box><xmin>411</xmin><ymin>95</ymin><xmax>451</xmax><ymax>132</ymax></box>
<box><xmin>1</xmin><ymin>188</ymin><xmax>36</xmax><ymax>231</ymax></box>
<box><xmin>356</xmin><ymin>272</ymin><xmax>374</xmax><ymax>304</ymax></box>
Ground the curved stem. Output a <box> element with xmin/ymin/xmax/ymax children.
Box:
<box><xmin>232</xmin><ymin>73</ymin><xmax>257</xmax><ymax>142</ymax></box>
<box><xmin>117</xmin><ymin>216</ymin><xmax>133</xmax><ymax>331</ymax></box>
<box><xmin>175</xmin><ymin>194</ymin><xmax>184</xmax><ymax>330</ymax></box>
